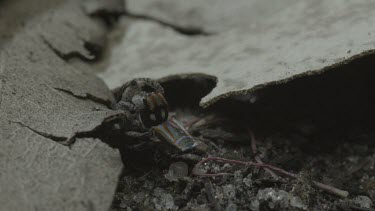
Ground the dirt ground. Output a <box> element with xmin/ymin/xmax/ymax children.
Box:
<box><xmin>106</xmin><ymin>56</ymin><xmax>375</xmax><ymax>211</ymax></box>
<box><xmin>110</xmin><ymin>105</ymin><xmax>375</xmax><ymax>211</ymax></box>
<box><xmin>2</xmin><ymin>1</ymin><xmax>375</xmax><ymax>210</ymax></box>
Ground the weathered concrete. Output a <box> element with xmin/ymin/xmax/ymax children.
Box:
<box><xmin>0</xmin><ymin>0</ymin><xmax>124</xmax><ymax>210</ymax></box>
<box><xmin>101</xmin><ymin>0</ymin><xmax>375</xmax><ymax>107</ymax></box>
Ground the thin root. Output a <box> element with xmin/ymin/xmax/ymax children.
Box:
<box><xmin>247</xmin><ymin>128</ymin><xmax>278</xmax><ymax>179</ymax></box>
<box><xmin>185</xmin><ymin>115</ymin><xmax>225</xmax><ymax>130</ymax></box>
<box><xmin>192</xmin><ymin>156</ymin><xmax>349</xmax><ymax>198</ymax></box>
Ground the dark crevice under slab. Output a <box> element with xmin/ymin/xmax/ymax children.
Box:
<box><xmin>158</xmin><ymin>74</ymin><xmax>218</xmax><ymax>109</ymax></box>
<box><xmin>153</xmin><ymin>52</ymin><xmax>375</xmax><ymax>149</ymax></box>
<box><xmin>209</xmin><ymin>53</ymin><xmax>375</xmax><ymax>150</ymax></box>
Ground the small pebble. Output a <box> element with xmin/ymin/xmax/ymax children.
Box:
<box><xmin>353</xmin><ymin>195</ymin><xmax>373</xmax><ymax>208</ymax></box>
<box><xmin>226</xmin><ymin>202</ymin><xmax>237</xmax><ymax>211</ymax></box>
<box><xmin>290</xmin><ymin>196</ymin><xmax>307</xmax><ymax>210</ymax></box>
<box><xmin>223</xmin><ymin>184</ymin><xmax>236</xmax><ymax>199</ymax></box>
<box><xmin>165</xmin><ymin>162</ymin><xmax>188</xmax><ymax>182</ymax></box>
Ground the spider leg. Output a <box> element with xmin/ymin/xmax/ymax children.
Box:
<box><xmin>113</xmin><ymin>101</ymin><xmax>137</xmax><ymax>112</ymax></box>
<box><xmin>125</xmin><ymin>130</ymin><xmax>154</xmax><ymax>140</ymax></box>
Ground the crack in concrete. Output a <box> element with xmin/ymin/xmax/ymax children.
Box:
<box><xmin>53</xmin><ymin>87</ymin><xmax>112</xmax><ymax>108</ymax></box>
<box><xmin>41</xmin><ymin>36</ymin><xmax>99</xmax><ymax>62</ymax></box>
<box><xmin>0</xmin><ymin>54</ymin><xmax>4</xmax><ymax>109</ymax></box>
<box><xmin>122</xmin><ymin>11</ymin><xmax>214</xmax><ymax>36</ymax></box>
<box><xmin>66</xmin><ymin>112</ymin><xmax>127</xmax><ymax>148</ymax></box>
<box><xmin>9</xmin><ymin>120</ymin><xmax>68</xmax><ymax>143</ymax></box>
<box><xmin>8</xmin><ymin>109</ymin><xmax>126</xmax><ymax>148</ymax></box>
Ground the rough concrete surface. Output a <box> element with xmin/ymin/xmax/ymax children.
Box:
<box><xmin>0</xmin><ymin>0</ymin><xmax>124</xmax><ymax>210</ymax></box>
<box><xmin>100</xmin><ymin>0</ymin><xmax>375</xmax><ymax>107</ymax></box>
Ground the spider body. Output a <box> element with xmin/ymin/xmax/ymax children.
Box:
<box><xmin>112</xmin><ymin>78</ymin><xmax>169</xmax><ymax>139</ymax></box>
<box><xmin>112</xmin><ymin>78</ymin><xmax>197</xmax><ymax>152</ymax></box>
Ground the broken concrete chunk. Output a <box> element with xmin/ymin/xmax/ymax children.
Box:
<box><xmin>0</xmin><ymin>0</ymin><xmax>123</xmax><ymax>210</ymax></box>
<box><xmin>0</xmin><ymin>0</ymin><xmax>67</xmax><ymax>47</ymax></box>
<box><xmin>1</xmin><ymin>22</ymin><xmax>117</xmax><ymax>142</ymax></box>
<box><xmin>101</xmin><ymin>1</ymin><xmax>375</xmax><ymax>107</ymax></box>
<box><xmin>0</xmin><ymin>121</ymin><xmax>122</xmax><ymax>211</ymax></box>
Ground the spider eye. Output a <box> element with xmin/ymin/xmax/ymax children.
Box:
<box><xmin>161</xmin><ymin>109</ymin><xmax>167</xmax><ymax>121</ymax></box>
<box><xmin>140</xmin><ymin>92</ymin><xmax>169</xmax><ymax>128</ymax></box>
<box><xmin>149</xmin><ymin>113</ymin><xmax>156</xmax><ymax>121</ymax></box>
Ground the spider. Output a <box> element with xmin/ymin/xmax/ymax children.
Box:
<box><xmin>111</xmin><ymin>78</ymin><xmax>198</xmax><ymax>152</ymax></box>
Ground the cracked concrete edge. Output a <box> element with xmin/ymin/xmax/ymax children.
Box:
<box><xmin>0</xmin><ymin>0</ymin><xmax>117</xmax><ymax>103</ymax></box>
<box><xmin>199</xmin><ymin>49</ymin><xmax>375</xmax><ymax>108</ymax></box>
<box><xmin>0</xmin><ymin>0</ymin><xmax>125</xmax><ymax>210</ymax></box>
<box><xmin>165</xmin><ymin>51</ymin><xmax>375</xmax><ymax>109</ymax></box>
<box><xmin>100</xmin><ymin>1</ymin><xmax>375</xmax><ymax>109</ymax></box>
<box><xmin>0</xmin><ymin>119</ymin><xmax>123</xmax><ymax>211</ymax></box>
<box><xmin>1</xmin><ymin>38</ymin><xmax>120</xmax><ymax>146</ymax></box>
<box><xmin>6</xmin><ymin>110</ymin><xmax>125</xmax><ymax>147</ymax></box>
<box><xmin>0</xmin><ymin>0</ymin><xmax>127</xmax><ymax>140</ymax></box>
<box><xmin>53</xmin><ymin>87</ymin><xmax>112</xmax><ymax>108</ymax></box>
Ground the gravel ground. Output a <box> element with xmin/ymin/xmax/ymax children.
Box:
<box><xmin>111</xmin><ymin>107</ymin><xmax>375</xmax><ymax>211</ymax></box>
